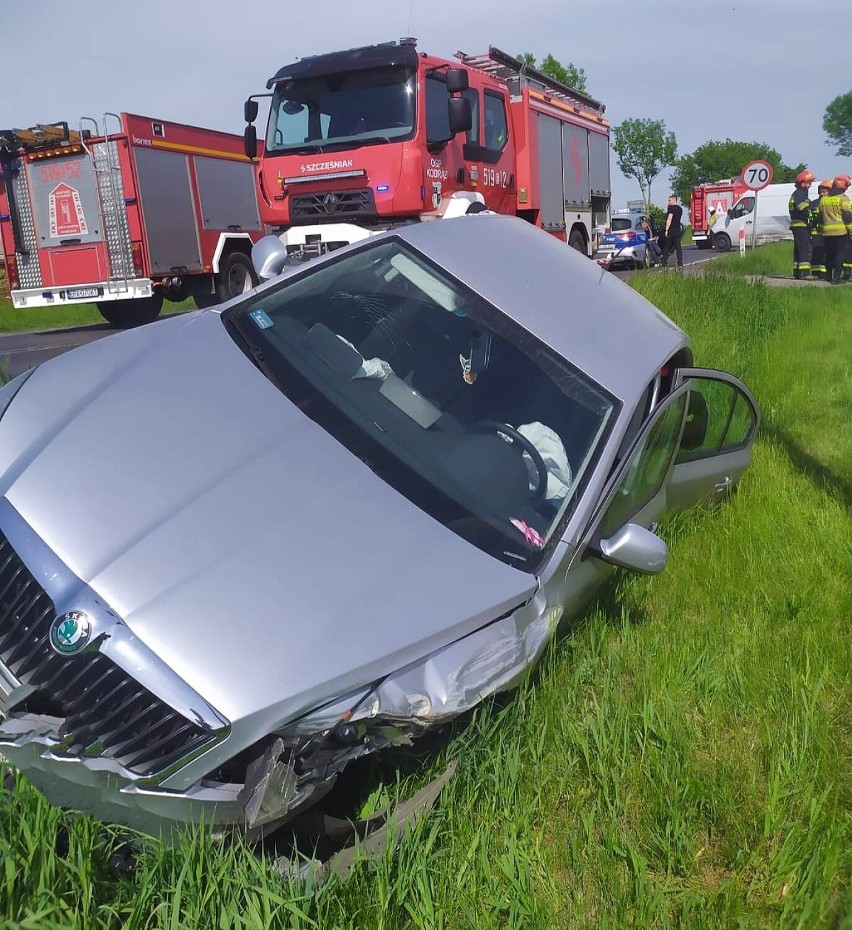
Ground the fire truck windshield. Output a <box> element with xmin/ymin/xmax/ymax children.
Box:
<box><xmin>266</xmin><ymin>65</ymin><xmax>416</xmax><ymax>154</ymax></box>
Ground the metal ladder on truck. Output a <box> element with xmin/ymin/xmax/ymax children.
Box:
<box><xmin>80</xmin><ymin>113</ymin><xmax>135</xmax><ymax>298</ymax></box>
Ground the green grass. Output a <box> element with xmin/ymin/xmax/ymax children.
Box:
<box><xmin>1</xmin><ymin>249</ymin><xmax>850</xmax><ymax>928</ymax></box>
<box><xmin>710</xmin><ymin>239</ymin><xmax>796</xmax><ymax>277</ymax></box>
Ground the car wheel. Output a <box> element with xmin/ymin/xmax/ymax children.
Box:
<box><xmin>568</xmin><ymin>229</ymin><xmax>587</xmax><ymax>255</ymax></box>
<box><xmin>97</xmin><ymin>295</ymin><xmax>164</xmax><ymax>328</ymax></box>
<box><xmin>215</xmin><ymin>252</ymin><xmax>258</xmax><ymax>303</ymax></box>
<box><xmin>641</xmin><ymin>246</ymin><xmax>651</xmax><ymax>269</ymax></box>
<box><xmin>713</xmin><ymin>233</ymin><xmax>732</xmax><ymax>253</ymax></box>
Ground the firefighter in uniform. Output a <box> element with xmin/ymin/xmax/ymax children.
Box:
<box><xmin>819</xmin><ymin>174</ymin><xmax>852</xmax><ymax>284</ymax></box>
<box><xmin>809</xmin><ymin>180</ymin><xmax>832</xmax><ymax>280</ymax></box>
<box><xmin>789</xmin><ymin>170</ymin><xmax>815</xmax><ymax>278</ymax></box>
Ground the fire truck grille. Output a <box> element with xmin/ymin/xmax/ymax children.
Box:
<box><xmin>290</xmin><ymin>188</ymin><xmax>377</xmax><ymax>221</ymax></box>
<box><xmin>0</xmin><ymin>532</ymin><xmax>213</xmax><ymax>776</ymax></box>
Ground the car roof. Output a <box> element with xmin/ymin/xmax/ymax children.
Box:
<box><xmin>392</xmin><ymin>215</ymin><xmax>687</xmax><ymax>401</ymax></box>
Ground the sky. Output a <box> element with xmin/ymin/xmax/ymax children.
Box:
<box><xmin>2</xmin><ymin>0</ymin><xmax>849</xmax><ymax>210</ymax></box>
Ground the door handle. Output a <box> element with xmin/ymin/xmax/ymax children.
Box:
<box><xmin>713</xmin><ymin>476</ymin><xmax>732</xmax><ymax>498</ymax></box>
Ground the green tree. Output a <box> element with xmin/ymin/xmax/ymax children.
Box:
<box><xmin>517</xmin><ymin>52</ymin><xmax>589</xmax><ymax>94</ymax></box>
<box><xmin>823</xmin><ymin>90</ymin><xmax>852</xmax><ymax>157</ymax></box>
<box><xmin>612</xmin><ymin>118</ymin><xmax>678</xmax><ymax>209</ymax></box>
<box><xmin>671</xmin><ymin>139</ymin><xmax>806</xmax><ymax>203</ymax></box>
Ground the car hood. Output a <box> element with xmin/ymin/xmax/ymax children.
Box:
<box><xmin>0</xmin><ymin>312</ymin><xmax>537</xmax><ymax>726</ymax></box>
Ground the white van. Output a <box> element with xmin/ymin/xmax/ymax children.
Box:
<box><xmin>710</xmin><ymin>182</ymin><xmax>818</xmax><ymax>251</ymax></box>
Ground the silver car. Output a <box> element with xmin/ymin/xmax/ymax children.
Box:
<box><xmin>0</xmin><ymin>215</ymin><xmax>758</xmax><ymax>837</ymax></box>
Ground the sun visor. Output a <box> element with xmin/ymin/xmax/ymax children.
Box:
<box><xmin>267</xmin><ymin>40</ymin><xmax>419</xmax><ymax>89</ymax></box>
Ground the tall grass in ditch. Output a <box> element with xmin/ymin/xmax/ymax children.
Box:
<box><xmin>0</xmin><ymin>256</ymin><xmax>849</xmax><ymax>928</ymax></box>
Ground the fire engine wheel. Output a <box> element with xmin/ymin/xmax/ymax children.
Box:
<box><xmin>216</xmin><ymin>252</ymin><xmax>258</xmax><ymax>303</ymax></box>
<box><xmin>568</xmin><ymin>229</ymin><xmax>587</xmax><ymax>255</ymax></box>
<box><xmin>713</xmin><ymin>232</ymin><xmax>732</xmax><ymax>253</ymax></box>
<box><xmin>97</xmin><ymin>295</ymin><xmax>164</xmax><ymax>329</ymax></box>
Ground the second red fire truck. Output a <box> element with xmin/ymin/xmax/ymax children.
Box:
<box><xmin>0</xmin><ymin>114</ymin><xmax>263</xmax><ymax>327</ymax></box>
<box><xmin>242</xmin><ymin>41</ymin><xmax>612</xmax><ymax>260</ymax></box>
<box><xmin>689</xmin><ymin>178</ymin><xmax>748</xmax><ymax>250</ymax></box>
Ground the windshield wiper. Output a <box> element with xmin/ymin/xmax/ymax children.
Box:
<box><xmin>274</xmin><ymin>143</ymin><xmax>325</xmax><ymax>155</ymax></box>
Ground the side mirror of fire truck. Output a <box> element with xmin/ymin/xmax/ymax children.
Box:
<box><xmin>244</xmin><ymin>99</ymin><xmax>259</xmax><ymax>124</ymax></box>
<box><xmin>244</xmin><ymin>125</ymin><xmax>258</xmax><ymax>161</ymax></box>
<box><xmin>446</xmin><ymin>68</ymin><xmax>470</xmax><ymax>94</ymax></box>
<box><xmin>448</xmin><ymin>97</ymin><xmax>473</xmax><ymax>136</ymax></box>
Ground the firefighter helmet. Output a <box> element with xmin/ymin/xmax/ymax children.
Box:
<box><xmin>833</xmin><ymin>174</ymin><xmax>851</xmax><ymax>191</ymax></box>
<box><xmin>818</xmin><ymin>179</ymin><xmax>833</xmax><ymax>191</ymax></box>
<box><xmin>796</xmin><ymin>170</ymin><xmax>815</xmax><ymax>185</ymax></box>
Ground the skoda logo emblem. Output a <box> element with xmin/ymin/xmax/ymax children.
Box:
<box><xmin>49</xmin><ymin>610</ymin><xmax>92</xmax><ymax>655</ymax></box>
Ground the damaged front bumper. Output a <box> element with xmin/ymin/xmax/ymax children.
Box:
<box><xmin>0</xmin><ymin>713</ymin><xmax>246</xmax><ymax>838</ymax></box>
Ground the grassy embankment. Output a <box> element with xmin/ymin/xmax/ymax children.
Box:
<box><xmin>0</xmin><ymin>243</ymin><xmax>849</xmax><ymax>929</ymax></box>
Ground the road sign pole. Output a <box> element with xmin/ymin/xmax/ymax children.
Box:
<box><xmin>752</xmin><ymin>190</ymin><xmax>758</xmax><ymax>250</ymax></box>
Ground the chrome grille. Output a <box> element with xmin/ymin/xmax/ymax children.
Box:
<box><xmin>290</xmin><ymin>188</ymin><xmax>377</xmax><ymax>221</ymax></box>
<box><xmin>0</xmin><ymin>532</ymin><xmax>212</xmax><ymax>776</ymax></box>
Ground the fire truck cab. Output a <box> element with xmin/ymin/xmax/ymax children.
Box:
<box><xmin>245</xmin><ymin>40</ymin><xmax>611</xmax><ymax>262</ymax></box>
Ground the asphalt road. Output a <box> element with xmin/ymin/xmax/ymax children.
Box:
<box><xmin>610</xmin><ymin>242</ymin><xmax>718</xmax><ymax>281</ymax></box>
<box><xmin>0</xmin><ymin>244</ymin><xmax>720</xmax><ymax>379</ymax></box>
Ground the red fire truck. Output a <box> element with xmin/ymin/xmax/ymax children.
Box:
<box><xmin>242</xmin><ymin>41</ymin><xmax>611</xmax><ymax>259</ymax></box>
<box><xmin>0</xmin><ymin>114</ymin><xmax>263</xmax><ymax>327</ymax></box>
<box><xmin>690</xmin><ymin>179</ymin><xmax>748</xmax><ymax>250</ymax></box>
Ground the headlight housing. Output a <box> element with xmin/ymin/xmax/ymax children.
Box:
<box><xmin>0</xmin><ymin>368</ymin><xmax>37</xmax><ymax>423</ymax></box>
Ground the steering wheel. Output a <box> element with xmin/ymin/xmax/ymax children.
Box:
<box><xmin>473</xmin><ymin>421</ymin><xmax>549</xmax><ymax>503</ymax></box>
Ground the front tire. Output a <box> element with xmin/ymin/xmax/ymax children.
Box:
<box><xmin>713</xmin><ymin>232</ymin><xmax>732</xmax><ymax>253</ymax></box>
<box><xmin>97</xmin><ymin>294</ymin><xmax>163</xmax><ymax>328</ymax></box>
<box><xmin>215</xmin><ymin>252</ymin><xmax>257</xmax><ymax>304</ymax></box>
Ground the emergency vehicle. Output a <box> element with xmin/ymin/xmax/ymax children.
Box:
<box><xmin>0</xmin><ymin>114</ymin><xmax>263</xmax><ymax>327</ymax></box>
<box><xmin>690</xmin><ymin>179</ymin><xmax>747</xmax><ymax>250</ymax></box>
<box><xmin>243</xmin><ymin>41</ymin><xmax>611</xmax><ymax>259</ymax></box>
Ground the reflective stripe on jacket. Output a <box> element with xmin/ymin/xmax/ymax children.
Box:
<box><xmin>819</xmin><ymin>192</ymin><xmax>852</xmax><ymax>236</ymax></box>
<box><xmin>810</xmin><ymin>199</ymin><xmax>823</xmax><ymax>237</ymax></box>
<box><xmin>789</xmin><ymin>188</ymin><xmax>811</xmax><ymax>228</ymax></box>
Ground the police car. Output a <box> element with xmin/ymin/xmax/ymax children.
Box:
<box><xmin>595</xmin><ymin>209</ymin><xmax>658</xmax><ymax>270</ymax></box>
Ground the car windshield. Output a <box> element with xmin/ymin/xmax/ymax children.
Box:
<box><xmin>224</xmin><ymin>240</ymin><xmax>616</xmax><ymax>570</ymax></box>
<box><xmin>266</xmin><ymin>65</ymin><xmax>415</xmax><ymax>153</ymax></box>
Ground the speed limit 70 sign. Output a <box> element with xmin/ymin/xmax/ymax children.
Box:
<box><xmin>741</xmin><ymin>160</ymin><xmax>774</xmax><ymax>191</ymax></box>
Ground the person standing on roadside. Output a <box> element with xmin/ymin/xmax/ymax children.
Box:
<box><xmin>819</xmin><ymin>174</ymin><xmax>852</xmax><ymax>284</ymax></box>
<box><xmin>660</xmin><ymin>195</ymin><xmax>684</xmax><ymax>269</ymax></box>
<box><xmin>789</xmin><ymin>170</ymin><xmax>815</xmax><ymax>278</ymax></box>
<box><xmin>809</xmin><ymin>180</ymin><xmax>832</xmax><ymax>280</ymax></box>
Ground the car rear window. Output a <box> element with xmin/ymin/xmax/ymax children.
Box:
<box><xmin>611</xmin><ymin>218</ymin><xmax>634</xmax><ymax>231</ymax></box>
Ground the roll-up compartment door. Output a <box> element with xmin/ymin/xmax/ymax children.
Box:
<box><xmin>562</xmin><ymin>122</ymin><xmax>590</xmax><ymax>207</ymax></box>
<box><xmin>134</xmin><ymin>146</ymin><xmax>202</xmax><ymax>273</ymax></box>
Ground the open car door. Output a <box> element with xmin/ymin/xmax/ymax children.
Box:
<box><xmin>667</xmin><ymin>367</ymin><xmax>760</xmax><ymax>511</ymax></box>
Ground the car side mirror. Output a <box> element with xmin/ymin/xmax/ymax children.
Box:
<box><xmin>252</xmin><ymin>235</ymin><xmax>288</xmax><ymax>280</ymax></box>
<box><xmin>596</xmin><ymin>523</ymin><xmax>669</xmax><ymax>575</ymax></box>
<box><xmin>448</xmin><ymin>97</ymin><xmax>473</xmax><ymax>135</ymax></box>
<box><xmin>244</xmin><ymin>125</ymin><xmax>258</xmax><ymax>160</ymax></box>
<box><xmin>726</xmin><ymin>208</ymin><xmax>733</xmax><ymax>219</ymax></box>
